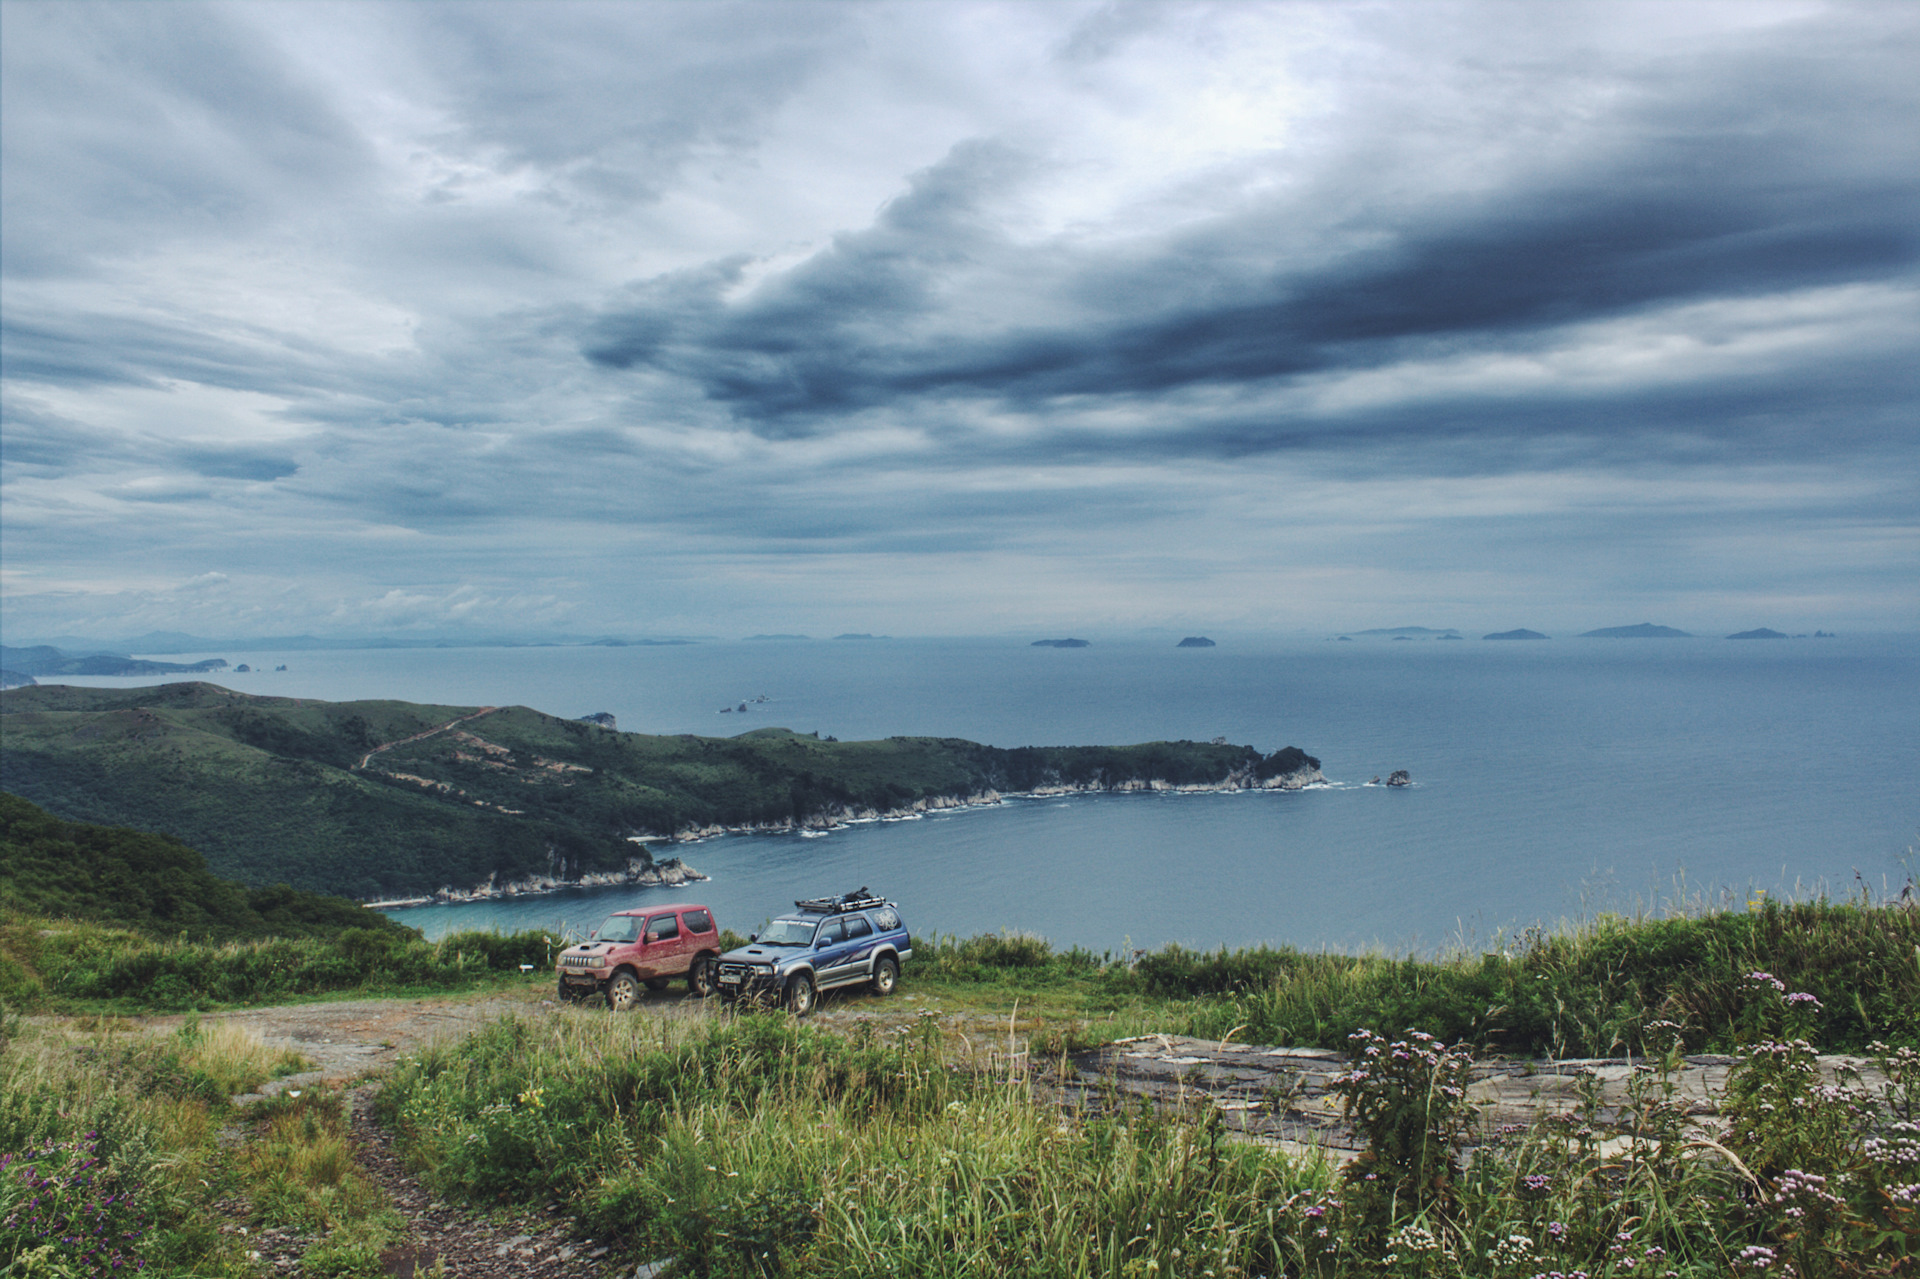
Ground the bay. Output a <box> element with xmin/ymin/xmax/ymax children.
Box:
<box><xmin>62</xmin><ymin>633</ymin><xmax>1920</xmax><ymax>953</ymax></box>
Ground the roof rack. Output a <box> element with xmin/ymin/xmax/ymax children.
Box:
<box><xmin>795</xmin><ymin>887</ymin><xmax>888</xmax><ymax>915</ymax></box>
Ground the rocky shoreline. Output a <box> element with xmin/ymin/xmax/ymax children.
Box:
<box><xmin>367</xmin><ymin>853</ymin><xmax>707</xmax><ymax>909</ymax></box>
<box><xmin>371</xmin><ymin>761</ymin><xmax>1327</xmax><ymax>909</ymax></box>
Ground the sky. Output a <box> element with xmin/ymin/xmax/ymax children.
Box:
<box><xmin>2</xmin><ymin>0</ymin><xmax>1915</xmax><ymax>644</ymax></box>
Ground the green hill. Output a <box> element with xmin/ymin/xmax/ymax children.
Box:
<box><xmin>0</xmin><ymin>793</ymin><xmax>411</xmax><ymax>941</ymax></box>
<box><xmin>0</xmin><ymin>683</ymin><xmax>1317</xmax><ymax>899</ymax></box>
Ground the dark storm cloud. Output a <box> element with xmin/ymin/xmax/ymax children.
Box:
<box><xmin>582</xmin><ymin>27</ymin><xmax>1919</xmax><ymax>454</ymax></box>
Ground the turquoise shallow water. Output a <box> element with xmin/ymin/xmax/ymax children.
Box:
<box><xmin>60</xmin><ymin>633</ymin><xmax>1920</xmax><ymax>951</ymax></box>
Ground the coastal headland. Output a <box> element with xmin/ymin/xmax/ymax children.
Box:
<box><xmin>0</xmin><ymin>683</ymin><xmax>1321</xmax><ymax>904</ymax></box>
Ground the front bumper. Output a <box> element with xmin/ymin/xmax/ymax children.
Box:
<box><xmin>715</xmin><ymin>961</ymin><xmax>782</xmax><ymax>999</ymax></box>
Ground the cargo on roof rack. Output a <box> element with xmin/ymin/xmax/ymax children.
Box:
<box><xmin>795</xmin><ymin>888</ymin><xmax>889</xmax><ymax>914</ymax></box>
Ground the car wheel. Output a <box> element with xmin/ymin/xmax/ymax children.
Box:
<box><xmin>606</xmin><ymin>970</ymin><xmax>641</xmax><ymax>1012</ymax></box>
<box><xmin>869</xmin><ymin>955</ymin><xmax>899</xmax><ymax>997</ymax></box>
<box><xmin>557</xmin><ymin>976</ymin><xmax>577</xmax><ymax>1004</ymax></box>
<box><xmin>688</xmin><ymin>954</ymin><xmax>718</xmax><ymax>997</ymax></box>
<box><xmin>785</xmin><ymin>972</ymin><xmax>816</xmax><ymax>1015</ymax></box>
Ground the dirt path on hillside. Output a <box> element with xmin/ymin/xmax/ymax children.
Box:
<box><xmin>353</xmin><ymin>707</ymin><xmax>500</xmax><ymax>771</ymax></box>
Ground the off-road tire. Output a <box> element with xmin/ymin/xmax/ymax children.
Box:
<box><xmin>688</xmin><ymin>954</ymin><xmax>718</xmax><ymax>997</ymax></box>
<box><xmin>869</xmin><ymin>954</ymin><xmax>899</xmax><ymax>997</ymax></box>
<box><xmin>606</xmin><ymin>970</ymin><xmax>641</xmax><ymax>1012</ymax></box>
<box><xmin>557</xmin><ymin>976</ymin><xmax>578</xmax><ymax>1004</ymax></box>
<box><xmin>785</xmin><ymin>972</ymin><xmax>816</xmax><ymax>1016</ymax></box>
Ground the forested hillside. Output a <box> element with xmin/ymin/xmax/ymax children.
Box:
<box><xmin>1</xmin><ymin>683</ymin><xmax>1317</xmax><ymax>899</ymax></box>
<box><xmin>0</xmin><ymin>793</ymin><xmax>412</xmax><ymax>940</ymax></box>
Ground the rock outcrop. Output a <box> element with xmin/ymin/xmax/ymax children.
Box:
<box><xmin>1385</xmin><ymin>770</ymin><xmax>1411</xmax><ymax>786</ymax></box>
<box><xmin>411</xmin><ymin>853</ymin><xmax>708</xmax><ymax>905</ymax></box>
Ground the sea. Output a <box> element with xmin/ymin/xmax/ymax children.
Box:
<box><xmin>51</xmin><ymin>633</ymin><xmax>1919</xmax><ymax>954</ymax></box>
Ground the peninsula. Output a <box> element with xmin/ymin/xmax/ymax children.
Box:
<box><xmin>0</xmin><ymin>643</ymin><xmax>230</xmax><ymax>677</ymax></box>
<box><xmin>0</xmin><ymin>683</ymin><xmax>1321</xmax><ymax>903</ymax></box>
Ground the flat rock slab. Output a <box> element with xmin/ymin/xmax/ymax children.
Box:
<box><xmin>1060</xmin><ymin>1034</ymin><xmax>1883</xmax><ymax>1165</ymax></box>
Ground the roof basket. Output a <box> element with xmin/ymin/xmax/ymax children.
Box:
<box><xmin>795</xmin><ymin>887</ymin><xmax>888</xmax><ymax>914</ymax></box>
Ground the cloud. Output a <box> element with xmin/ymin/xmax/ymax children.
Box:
<box><xmin>578</xmin><ymin>29</ymin><xmax>1919</xmax><ymax>455</ymax></box>
<box><xmin>2</xmin><ymin>1</ymin><xmax>1915</xmax><ymax>639</ymax></box>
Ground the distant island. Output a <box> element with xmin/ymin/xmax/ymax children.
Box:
<box><xmin>8</xmin><ymin>631</ymin><xmax>716</xmax><ymax>654</ymax></box>
<box><xmin>1727</xmin><ymin>628</ymin><xmax>1788</xmax><ymax>640</ymax></box>
<box><xmin>587</xmin><ymin>637</ymin><xmax>695</xmax><ymax>647</ymax></box>
<box><xmin>1484</xmin><ymin>629</ymin><xmax>1548</xmax><ymax>640</ymax></box>
<box><xmin>1032</xmin><ymin>638</ymin><xmax>1090</xmax><ymax>648</ymax></box>
<box><xmin>1</xmin><ymin>683</ymin><xmax>1322</xmax><ymax>902</ymax></box>
<box><xmin>1176</xmin><ymin>636</ymin><xmax>1216</xmax><ymax>648</ymax></box>
<box><xmin>1350</xmin><ymin>627</ymin><xmax>1462</xmax><ymax>638</ymax></box>
<box><xmin>1579</xmin><ymin>623</ymin><xmax>1692</xmax><ymax>638</ymax></box>
<box><xmin>0</xmin><ymin>644</ymin><xmax>230</xmax><ymax>677</ymax></box>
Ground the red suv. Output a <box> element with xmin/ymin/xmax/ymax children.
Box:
<box><xmin>556</xmin><ymin>903</ymin><xmax>722</xmax><ymax>1010</ymax></box>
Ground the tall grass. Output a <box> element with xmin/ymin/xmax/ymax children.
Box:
<box><xmin>1175</xmin><ymin>897</ymin><xmax>1919</xmax><ymax>1055</ymax></box>
<box><xmin>911</xmin><ymin>896</ymin><xmax>1919</xmax><ymax>1057</ymax></box>
<box><xmin>382</xmin><ymin>1009</ymin><xmax>1331</xmax><ymax>1278</ymax></box>
<box><xmin>1</xmin><ymin>913</ymin><xmax>554</xmax><ymax>1011</ymax></box>
<box><xmin>381</xmin><ymin>978</ymin><xmax>1920</xmax><ymax>1276</ymax></box>
<box><xmin>0</xmin><ymin>1016</ymin><xmax>305</xmax><ymax>1276</ymax></box>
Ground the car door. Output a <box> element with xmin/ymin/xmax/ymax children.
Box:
<box><xmin>643</xmin><ymin>911</ymin><xmax>685</xmax><ymax>974</ymax></box>
<box><xmin>839</xmin><ymin>913</ymin><xmax>876</xmax><ymax>982</ymax></box>
<box><xmin>812</xmin><ymin>916</ymin><xmax>854</xmax><ymax>986</ymax></box>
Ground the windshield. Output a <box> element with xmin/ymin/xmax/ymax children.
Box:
<box><xmin>755</xmin><ymin>918</ymin><xmax>818</xmax><ymax>947</ymax></box>
<box><xmin>594</xmin><ymin>914</ymin><xmax>643</xmax><ymax>944</ymax></box>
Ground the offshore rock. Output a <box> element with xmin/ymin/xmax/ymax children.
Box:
<box><xmin>1385</xmin><ymin>770</ymin><xmax>1411</xmax><ymax>787</ymax></box>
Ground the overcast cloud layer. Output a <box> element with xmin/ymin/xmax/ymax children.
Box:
<box><xmin>3</xmin><ymin>0</ymin><xmax>1915</xmax><ymax>642</ymax></box>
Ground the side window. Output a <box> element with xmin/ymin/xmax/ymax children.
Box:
<box><xmin>682</xmin><ymin>910</ymin><xmax>713</xmax><ymax>935</ymax></box>
<box><xmin>845</xmin><ymin>916</ymin><xmax>873</xmax><ymax>939</ymax></box>
<box><xmin>647</xmin><ymin>913</ymin><xmax>680</xmax><ymax>942</ymax></box>
<box><xmin>872</xmin><ymin>907</ymin><xmax>900</xmax><ymax>932</ymax></box>
<box><xmin>816</xmin><ymin>918</ymin><xmax>844</xmax><ymax>946</ymax></box>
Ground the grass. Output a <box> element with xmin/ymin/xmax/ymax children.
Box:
<box><xmin>0</xmin><ymin>1015</ymin><xmax>310</xmax><ymax>1276</ymax></box>
<box><xmin>0</xmin><ymin>912</ymin><xmax>555</xmax><ymax>1012</ymax></box>
<box><xmin>905</xmin><ymin>894</ymin><xmax>1920</xmax><ymax>1058</ymax></box>
<box><xmin>5</xmin><ymin>889</ymin><xmax>1916</xmax><ymax>1276</ymax></box>
<box><xmin>242</xmin><ymin>1086</ymin><xmax>405</xmax><ymax>1277</ymax></box>
<box><xmin>374</xmin><ymin>977</ymin><xmax>1919</xmax><ymax>1277</ymax></box>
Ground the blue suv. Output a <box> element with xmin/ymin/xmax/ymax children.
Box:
<box><xmin>716</xmin><ymin>888</ymin><xmax>914</xmax><ymax>1014</ymax></box>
